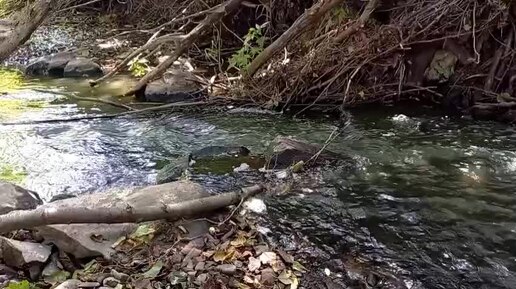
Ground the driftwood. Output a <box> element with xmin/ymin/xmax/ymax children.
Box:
<box><xmin>116</xmin><ymin>0</ymin><xmax>244</xmax><ymax>96</ymax></box>
<box><xmin>0</xmin><ymin>185</ymin><xmax>263</xmax><ymax>233</ymax></box>
<box><xmin>0</xmin><ymin>0</ymin><xmax>54</xmax><ymax>62</ymax></box>
<box><xmin>245</xmin><ymin>0</ymin><xmax>345</xmax><ymax>78</ymax></box>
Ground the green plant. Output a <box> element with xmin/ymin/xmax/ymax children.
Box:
<box><xmin>229</xmin><ymin>24</ymin><xmax>266</xmax><ymax>70</ymax></box>
<box><xmin>128</xmin><ymin>55</ymin><xmax>151</xmax><ymax>77</ymax></box>
<box><xmin>7</xmin><ymin>280</ymin><xmax>39</xmax><ymax>289</ymax></box>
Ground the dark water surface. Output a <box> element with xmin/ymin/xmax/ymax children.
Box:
<box><xmin>1</xmin><ymin>76</ymin><xmax>515</xmax><ymax>288</ymax></box>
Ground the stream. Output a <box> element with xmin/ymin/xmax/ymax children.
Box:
<box><xmin>1</xmin><ymin>75</ymin><xmax>516</xmax><ymax>289</ymax></box>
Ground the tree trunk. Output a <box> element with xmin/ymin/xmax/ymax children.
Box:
<box><xmin>245</xmin><ymin>0</ymin><xmax>345</xmax><ymax>78</ymax></box>
<box><xmin>0</xmin><ymin>0</ymin><xmax>54</xmax><ymax>62</ymax></box>
<box><xmin>0</xmin><ymin>185</ymin><xmax>263</xmax><ymax>233</ymax></box>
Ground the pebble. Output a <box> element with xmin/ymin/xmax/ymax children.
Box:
<box><xmin>194</xmin><ymin>261</ymin><xmax>205</xmax><ymax>271</ymax></box>
<box><xmin>216</xmin><ymin>264</ymin><xmax>237</xmax><ymax>275</ymax></box>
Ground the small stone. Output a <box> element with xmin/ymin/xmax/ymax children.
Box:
<box><xmin>254</xmin><ymin>245</ymin><xmax>269</xmax><ymax>255</ymax></box>
<box><xmin>170</xmin><ymin>253</ymin><xmax>183</xmax><ymax>263</ymax></box>
<box><xmin>78</xmin><ymin>282</ymin><xmax>100</xmax><ymax>288</ymax></box>
<box><xmin>183</xmin><ymin>248</ymin><xmax>202</xmax><ymax>264</ymax></box>
<box><xmin>194</xmin><ymin>262</ymin><xmax>205</xmax><ymax>271</ymax></box>
<box><xmin>216</xmin><ymin>264</ymin><xmax>237</xmax><ymax>275</ymax></box>
<box><xmin>194</xmin><ymin>273</ymin><xmax>208</xmax><ymax>285</ymax></box>
<box><xmin>187</xmin><ymin>271</ymin><xmax>196</xmax><ymax>278</ymax></box>
<box><xmin>55</xmin><ymin>279</ymin><xmax>80</xmax><ymax>289</ymax></box>
<box><xmin>234</xmin><ymin>260</ymin><xmax>243</xmax><ymax>269</ymax></box>
<box><xmin>181</xmin><ymin>238</ymin><xmax>205</xmax><ymax>254</ymax></box>
<box><xmin>233</xmin><ymin>163</ymin><xmax>251</xmax><ymax>172</ymax></box>
<box><xmin>103</xmin><ymin>277</ymin><xmax>119</xmax><ymax>287</ymax></box>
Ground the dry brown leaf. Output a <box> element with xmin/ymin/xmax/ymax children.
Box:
<box><xmin>259</xmin><ymin>252</ymin><xmax>278</xmax><ymax>265</ymax></box>
<box><xmin>248</xmin><ymin>256</ymin><xmax>261</xmax><ymax>272</ymax></box>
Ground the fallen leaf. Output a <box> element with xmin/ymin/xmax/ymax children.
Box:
<box><xmin>248</xmin><ymin>256</ymin><xmax>261</xmax><ymax>272</ymax></box>
<box><xmin>271</xmin><ymin>259</ymin><xmax>286</xmax><ymax>273</ymax></box>
<box><xmin>292</xmin><ymin>261</ymin><xmax>307</xmax><ymax>273</ymax></box>
<box><xmin>130</xmin><ymin>224</ymin><xmax>156</xmax><ymax>244</ymax></box>
<box><xmin>213</xmin><ymin>250</ymin><xmax>227</xmax><ymax>262</ymax></box>
<box><xmin>278</xmin><ymin>270</ymin><xmax>292</xmax><ymax>285</ymax></box>
<box><xmin>231</xmin><ymin>235</ymin><xmax>247</xmax><ymax>247</ymax></box>
<box><xmin>142</xmin><ymin>260</ymin><xmax>164</xmax><ymax>279</ymax></box>
<box><xmin>290</xmin><ymin>275</ymin><xmax>299</xmax><ymax>289</ymax></box>
<box><xmin>259</xmin><ymin>252</ymin><xmax>277</xmax><ymax>265</ymax></box>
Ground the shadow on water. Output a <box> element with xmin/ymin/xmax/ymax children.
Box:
<box><xmin>1</xmin><ymin>75</ymin><xmax>516</xmax><ymax>288</ymax></box>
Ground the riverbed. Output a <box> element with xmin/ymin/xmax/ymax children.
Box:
<box><xmin>1</xmin><ymin>75</ymin><xmax>516</xmax><ymax>288</ymax></box>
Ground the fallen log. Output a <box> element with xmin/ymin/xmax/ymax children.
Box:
<box><xmin>0</xmin><ymin>185</ymin><xmax>263</xmax><ymax>233</ymax></box>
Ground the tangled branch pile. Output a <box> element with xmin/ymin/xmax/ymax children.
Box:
<box><xmin>236</xmin><ymin>0</ymin><xmax>516</xmax><ymax>115</ymax></box>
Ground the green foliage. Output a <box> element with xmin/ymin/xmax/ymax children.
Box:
<box><xmin>229</xmin><ymin>24</ymin><xmax>266</xmax><ymax>70</ymax></box>
<box><xmin>0</xmin><ymin>69</ymin><xmax>24</xmax><ymax>92</ymax></box>
<box><xmin>7</xmin><ymin>280</ymin><xmax>38</xmax><ymax>289</ymax></box>
<box><xmin>128</xmin><ymin>56</ymin><xmax>151</xmax><ymax>77</ymax></box>
<box><xmin>0</xmin><ymin>165</ymin><xmax>27</xmax><ymax>184</ymax></box>
<box><xmin>332</xmin><ymin>6</ymin><xmax>354</xmax><ymax>21</ymax></box>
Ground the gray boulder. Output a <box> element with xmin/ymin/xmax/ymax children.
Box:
<box><xmin>37</xmin><ymin>181</ymin><xmax>209</xmax><ymax>259</ymax></box>
<box><xmin>63</xmin><ymin>58</ymin><xmax>103</xmax><ymax>78</ymax></box>
<box><xmin>0</xmin><ymin>181</ymin><xmax>42</xmax><ymax>215</ymax></box>
<box><xmin>266</xmin><ymin>136</ymin><xmax>342</xmax><ymax>169</ymax></box>
<box><xmin>135</xmin><ymin>70</ymin><xmax>202</xmax><ymax>103</ymax></box>
<box><xmin>0</xmin><ymin>237</ymin><xmax>52</xmax><ymax>268</ymax></box>
<box><xmin>25</xmin><ymin>52</ymin><xmax>102</xmax><ymax>78</ymax></box>
<box><xmin>25</xmin><ymin>51</ymin><xmax>75</xmax><ymax>77</ymax></box>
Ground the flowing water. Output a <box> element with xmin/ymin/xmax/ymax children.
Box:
<box><xmin>1</xmin><ymin>75</ymin><xmax>516</xmax><ymax>288</ymax></box>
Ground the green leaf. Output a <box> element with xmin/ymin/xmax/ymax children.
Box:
<box><xmin>7</xmin><ymin>281</ymin><xmax>30</xmax><ymax>289</ymax></box>
<box><xmin>142</xmin><ymin>260</ymin><xmax>164</xmax><ymax>279</ymax></box>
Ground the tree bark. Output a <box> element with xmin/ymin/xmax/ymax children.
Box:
<box><xmin>123</xmin><ymin>0</ymin><xmax>244</xmax><ymax>97</ymax></box>
<box><xmin>245</xmin><ymin>0</ymin><xmax>345</xmax><ymax>78</ymax></box>
<box><xmin>0</xmin><ymin>0</ymin><xmax>54</xmax><ymax>62</ymax></box>
<box><xmin>0</xmin><ymin>185</ymin><xmax>263</xmax><ymax>233</ymax></box>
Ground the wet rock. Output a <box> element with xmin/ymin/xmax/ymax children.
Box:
<box><xmin>55</xmin><ymin>279</ymin><xmax>81</xmax><ymax>289</ymax></box>
<box><xmin>216</xmin><ymin>264</ymin><xmax>237</xmax><ymax>275</ymax></box>
<box><xmin>156</xmin><ymin>155</ymin><xmax>190</xmax><ymax>184</ymax></box>
<box><xmin>266</xmin><ymin>137</ymin><xmax>342</xmax><ymax>169</ymax></box>
<box><xmin>191</xmin><ymin>146</ymin><xmax>250</xmax><ymax>159</ymax></box>
<box><xmin>49</xmin><ymin>193</ymin><xmax>77</xmax><ymax>203</ymax></box>
<box><xmin>25</xmin><ymin>51</ymin><xmax>75</xmax><ymax>77</ymax></box>
<box><xmin>0</xmin><ymin>237</ymin><xmax>52</xmax><ymax>268</ymax></box>
<box><xmin>63</xmin><ymin>58</ymin><xmax>103</xmax><ymax>78</ymax></box>
<box><xmin>37</xmin><ymin>181</ymin><xmax>209</xmax><ymax>259</ymax></box>
<box><xmin>0</xmin><ymin>181</ymin><xmax>42</xmax><ymax>215</ymax></box>
<box><xmin>135</xmin><ymin>70</ymin><xmax>201</xmax><ymax>103</ymax></box>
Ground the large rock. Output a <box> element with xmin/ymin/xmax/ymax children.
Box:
<box><xmin>0</xmin><ymin>237</ymin><xmax>52</xmax><ymax>268</ymax></box>
<box><xmin>63</xmin><ymin>58</ymin><xmax>103</xmax><ymax>78</ymax></box>
<box><xmin>0</xmin><ymin>181</ymin><xmax>42</xmax><ymax>215</ymax></box>
<box><xmin>25</xmin><ymin>52</ymin><xmax>102</xmax><ymax>78</ymax></box>
<box><xmin>266</xmin><ymin>137</ymin><xmax>342</xmax><ymax>169</ymax></box>
<box><xmin>135</xmin><ymin>70</ymin><xmax>202</xmax><ymax>103</ymax></box>
<box><xmin>37</xmin><ymin>181</ymin><xmax>209</xmax><ymax>259</ymax></box>
<box><xmin>25</xmin><ymin>51</ymin><xmax>75</xmax><ymax>77</ymax></box>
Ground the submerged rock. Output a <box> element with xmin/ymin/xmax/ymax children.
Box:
<box><xmin>135</xmin><ymin>70</ymin><xmax>202</xmax><ymax>103</ymax></box>
<box><xmin>37</xmin><ymin>181</ymin><xmax>209</xmax><ymax>259</ymax></box>
<box><xmin>0</xmin><ymin>237</ymin><xmax>52</xmax><ymax>268</ymax></box>
<box><xmin>63</xmin><ymin>58</ymin><xmax>103</xmax><ymax>77</ymax></box>
<box><xmin>191</xmin><ymin>146</ymin><xmax>250</xmax><ymax>159</ymax></box>
<box><xmin>0</xmin><ymin>181</ymin><xmax>42</xmax><ymax>215</ymax></box>
<box><xmin>156</xmin><ymin>155</ymin><xmax>190</xmax><ymax>184</ymax></box>
<box><xmin>266</xmin><ymin>136</ymin><xmax>342</xmax><ymax>169</ymax></box>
